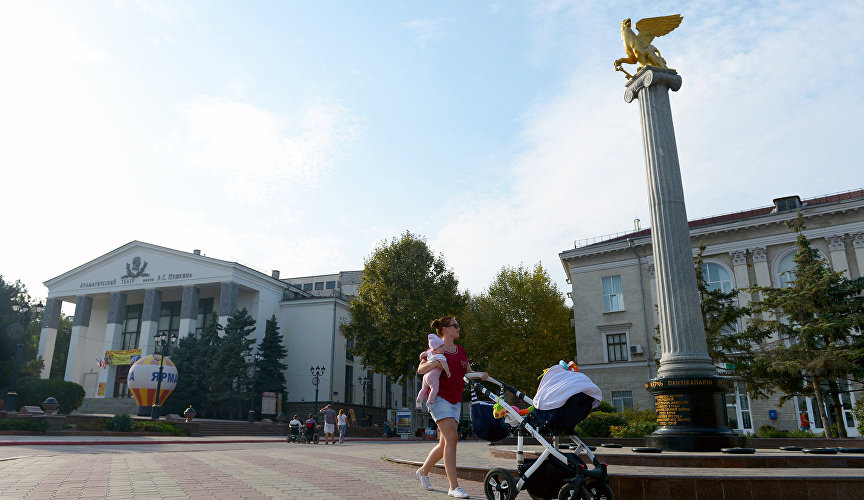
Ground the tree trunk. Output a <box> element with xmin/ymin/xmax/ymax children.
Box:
<box><xmin>810</xmin><ymin>375</ymin><xmax>833</xmax><ymax>437</ymax></box>
<box><xmin>828</xmin><ymin>379</ymin><xmax>848</xmax><ymax>438</ymax></box>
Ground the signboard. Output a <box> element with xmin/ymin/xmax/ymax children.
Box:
<box><xmin>105</xmin><ymin>349</ymin><xmax>142</xmax><ymax>365</ymax></box>
<box><xmin>261</xmin><ymin>392</ymin><xmax>277</xmax><ymax>415</ymax></box>
<box><xmin>396</xmin><ymin>410</ymin><xmax>412</xmax><ymax>436</ymax></box>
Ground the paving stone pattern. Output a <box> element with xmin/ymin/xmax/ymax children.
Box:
<box><xmin>0</xmin><ymin>443</ymin><xmax>484</xmax><ymax>500</ymax></box>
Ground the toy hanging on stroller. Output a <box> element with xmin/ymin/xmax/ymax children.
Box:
<box><xmin>465</xmin><ymin>363</ymin><xmax>613</xmax><ymax>500</ymax></box>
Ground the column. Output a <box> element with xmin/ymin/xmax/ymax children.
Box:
<box><xmin>729</xmin><ymin>250</ymin><xmax>751</xmax><ymax>308</ymax></box>
<box><xmin>37</xmin><ymin>298</ymin><xmax>62</xmax><ymax>378</ymax></box>
<box><xmin>625</xmin><ymin>66</ymin><xmax>741</xmax><ymax>451</ymax></box>
<box><xmin>625</xmin><ymin>68</ymin><xmax>713</xmax><ymax>378</ymax></box>
<box><xmin>750</xmin><ymin>247</ymin><xmax>771</xmax><ymax>287</ymax></box>
<box><xmin>218</xmin><ymin>282</ymin><xmax>239</xmax><ymax>325</ymax></box>
<box><xmin>65</xmin><ymin>295</ymin><xmax>93</xmax><ymax>382</ymax></box>
<box><xmin>826</xmin><ymin>235</ymin><xmax>850</xmax><ymax>277</ymax></box>
<box><xmin>178</xmin><ymin>286</ymin><xmax>200</xmax><ymax>339</ymax></box>
<box><xmin>853</xmin><ymin>233</ymin><xmax>864</xmax><ymax>279</ymax></box>
<box><xmin>140</xmin><ymin>289</ymin><xmax>162</xmax><ymax>356</ymax></box>
<box><xmin>97</xmin><ymin>292</ymin><xmax>127</xmax><ymax>398</ymax></box>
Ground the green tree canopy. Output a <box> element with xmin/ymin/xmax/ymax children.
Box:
<box><xmin>341</xmin><ymin>231</ymin><xmax>465</xmax><ymax>383</ymax></box>
<box><xmin>214</xmin><ymin>308</ymin><xmax>257</xmax><ymax>419</ymax></box>
<box><xmin>254</xmin><ymin>315</ymin><xmax>288</xmax><ymax>413</ymax></box>
<box><xmin>165</xmin><ymin>313</ymin><xmax>223</xmax><ymax>416</ymax></box>
<box><xmin>741</xmin><ymin>214</ymin><xmax>864</xmax><ymax>436</ymax></box>
<box><xmin>461</xmin><ymin>263</ymin><xmax>575</xmax><ymax>393</ymax></box>
<box><xmin>0</xmin><ymin>276</ymin><xmax>44</xmax><ymax>393</ymax></box>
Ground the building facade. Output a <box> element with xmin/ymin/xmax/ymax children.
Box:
<box><xmin>559</xmin><ymin>190</ymin><xmax>864</xmax><ymax>436</ymax></box>
<box><xmin>37</xmin><ymin>241</ymin><xmax>414</xmax><ymax>422</ymax></box>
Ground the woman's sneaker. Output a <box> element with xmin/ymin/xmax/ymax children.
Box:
<box><xmin>448</xmin><ymin>486</ymin><xmax>469</xmax><ymax>498</ymax></box>
<box><xmin>416</xmin><ymin>468</ymin><xmax>432</xmax><ymax>490</ymax></box>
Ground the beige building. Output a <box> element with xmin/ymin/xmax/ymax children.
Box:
<box><xmin>559</xmin><ymin>189</ymin><xmax>864</xmax><ymax>436</ymax></box>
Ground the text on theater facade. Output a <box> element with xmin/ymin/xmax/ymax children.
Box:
<box><xmin>80</xmin><ymin>255</ymin><xmax>194</xmax><ymax>288</ymax></box>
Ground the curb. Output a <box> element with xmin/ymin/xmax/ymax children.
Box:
<box><xmin>0</xmin><ymin>437</ymin><xmax>398</xmax><ymax>447</ymax></box>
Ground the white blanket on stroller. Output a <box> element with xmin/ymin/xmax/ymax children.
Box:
<box><xmin>533</xmin><ymin>365</ymin><xmax>603</xmax><ymax>411</ymax></box>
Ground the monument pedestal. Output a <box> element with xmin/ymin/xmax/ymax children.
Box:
<box><xmin>645</xmin><ymin>376</ymin><xmax>743</xmax><ymax>451</ymax></box>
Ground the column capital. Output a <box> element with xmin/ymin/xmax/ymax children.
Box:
<box><xmin>646</xmin><ymin>263</ymin><xmax>656</xmax><ymax>279</ymax></box>
<box><xmin>729</xmin><ymin>250</ymin><xmax>747</xmax><ymax>267</ymax></box>
<box><xmin>624</xmin><ymin>67</ymin><xmax>682</xmax><ymax>103</ymax></box>
<box><xmin>853</xmin><ymin>232</ymin><xmax>864</xmax><ymax>249</ymax></box>
<box><xmin>750</xmin><ymin>246</ymin><xmax>767</xmax><ymax>263</ymax></box>
<box><xmin>826</xmin><ymin>234</ymin><xmax>847</xmax><ymax>252</ymax></box>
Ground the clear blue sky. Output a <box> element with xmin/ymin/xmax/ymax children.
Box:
<box><xmin>2</xmin><ymin>1</ymin><xmax>862</xmax><ymax>306</ymax></box>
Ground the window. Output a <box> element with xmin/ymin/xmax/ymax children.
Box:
<box><xmin>326</xmin><ymin>281</ymin><xmax>336</xmax><ymax>289</ymax></box>
<box><xmin>701</xmin><ymin>262</ymin><xmax>738</xmax><ymax>333</ymax></box>
<box><xmin>611</xmin><ymin>391</ymin><xmax>633</xmax><ymax>412</ymax></box>
<box><xmin>158</xmin><ymin>301</ymin><xmax>182</xmax><ymax>342</ymax></box>
<box><xmin>776</xmin><ymin>252</ymin><xmax>797</xmax><ymax>288</ymax></box>
<box><xmin>345</xmin><ymin>365</ymin><xmax>354</xmax><ymax>403</ymax></box>
<box><xmin>346</xmin><ymin>338</ymin><xmax>354</xmax><ymax>361</ymax></box>
<box><xmin>314</xmin><ymin>282</ymin><xmax>325</xmax><ymax>290</ymax></box>
<box><xmin>606</xmin><ymin>333</ymin><xmax>628</xmax><ymax>362</ymax></box>
<box><xmin>602</xmin><ymin>276</ymin><xmax>623</xmax><ymax>312</ymax></box>
<box><xmin>195</xmin><ymin>298</ymin><xmax>214</xmax><ymax>334</ymax></box>
<box><xmin>303</xmin><ymin>283</ymin><xmax>313</xmax><ymax>291</ymax></box>
<box><xmin>121</xmin><ymin>304</ymin><xmax>143</xmax><ymax>350</ymax></box>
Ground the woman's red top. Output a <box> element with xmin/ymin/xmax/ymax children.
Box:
<box><xmin>436</xmin><ymin>344</ymin><xmax>469</xmax><ymax>404</ymax></box>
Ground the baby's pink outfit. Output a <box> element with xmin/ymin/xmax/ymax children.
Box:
<box><xmin>416</xmin><ymin>334</ymin><xmax>449</xmax><ymax>409</ymax></box>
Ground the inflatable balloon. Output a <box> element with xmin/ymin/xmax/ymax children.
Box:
<box><xmin>127</xmin><ymin>354</ymin><xmax>178</xmax><ymax>416</ymax></box>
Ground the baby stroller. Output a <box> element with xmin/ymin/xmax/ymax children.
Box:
<box><xmin>465</xmin><ymin>370</ymin><xmax>613</xmax><ymax>500</ymax></box>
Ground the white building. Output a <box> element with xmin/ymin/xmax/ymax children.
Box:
<box><xmin>37</xmin><ymin>241</ymin><xmax>411</xmax><ymax>420</ymax></box>
<box><xmin>559</xmin><ymin>189</ymin><xmax>864</xmax><ymax>436</ymax></box>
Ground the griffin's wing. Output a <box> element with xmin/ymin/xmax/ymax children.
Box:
<box><xmin>634</xmin><ymin>14</ymin><xmax>683</xmax><ymax>47</ymax></box>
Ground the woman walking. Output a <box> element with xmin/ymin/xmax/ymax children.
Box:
<box><xmin>337</xmin><ymin>409</ymin><xmax>349</xmax><ymax>443</ymax></box>
<box><xmin>415</xmin><ymin>316</ymin><xmax>486</xmax><ymax>499</ymax></box>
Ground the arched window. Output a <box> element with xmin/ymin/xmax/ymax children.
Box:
<box><xmin>776</xmin><ymin>251</ymin><xmax>797</xmax><ymax>288</ymax></box>
<box><xmin>701</xmin><ymin>262</ymin><xmax>733</xmax><ymax>293</ymax></box>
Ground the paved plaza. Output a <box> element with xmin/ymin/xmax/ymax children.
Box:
<box><xmin>0</xmin><ymin>438</ymin><xmax>487</xmax><ymax>500</ymax></box>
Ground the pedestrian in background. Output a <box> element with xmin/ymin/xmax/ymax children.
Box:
<box><xmin>337</xmin><ymin>409</ymin><xmax>349</xmax><ymax>444</ymax></box>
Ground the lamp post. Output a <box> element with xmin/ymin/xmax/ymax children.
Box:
<box><xmin>150</xmin><ymin>331</ymin><xmax>177</xmax><ymax>420</ymax></box>
<box><xmin>5</xmin><ymin>301</ymin><xmax>43</xmax><ymax>412</ymax></box>
<box><xmin>358</xmin><ymin>375</ymin><xmax>370</xmax><ymax>408</ymax></box>
<box><xmin>246</xmin><ymin>352</ymin><xmax>262</xmax><ymax>423</ymax></box>
<box><xmin>310</xmin><ymin>366</ymin><xmax>325</xmax><ymax>414</ymax></box>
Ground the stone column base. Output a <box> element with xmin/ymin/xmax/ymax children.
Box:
<box><xmin>646</xmin><ymin>376</ymin><xmax>744</xmax><ymax>452</ymax></box>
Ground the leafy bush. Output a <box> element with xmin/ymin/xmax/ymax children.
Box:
<box><xmin>757</xmin><ymin>425</ymin><xmax>789</xmax><ymax>438</ymax></box>
<box><xmin>787</xmin><ymin>429</ymin><xmax>824</xmax><ymax>438</ymax></box>
<box><xmin>593</xmin><ymin>401</ymin><xmax>617</xmax><ymax>413</ymax></box>
<box><xmin>106</xmin><ymin>413</ymin><xmax>133</xmax><ymax>432</ymax></box>
<box><xmin>0</xmin><ymin>418</ymin><xmax>48</xmax><ymax>432</ymax></box>
<box><xmin>574</xmin><ymin>412</ymin><xmax>627</xmax><ymax>438</ymax></box>
<box><xmin>132</xmin><ymin>421</ymin><xmax>190</xmax><ymax>436</ymax></box>
<box><xmin>856</xmin><ymin>400</ymin><xmax>864</xmax><ymax>436</ymax></box>
<box><xmin>74</xmin><ymin>418</ymin><xmax>108</xmax><ymax>431</ymax></box>
<box><xmin>610</xmin><ymin>421</ymin><xmax>658</xmax><ymax>438</ymax></box>
<box><xmin>15</xmin><ymin>376</ymin><xmax>85</xmax><ymax>414</ymax></box>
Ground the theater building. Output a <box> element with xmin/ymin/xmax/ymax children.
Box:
<box><xmin>559</xmin><ymin>189</ymin><xmax>864</xmax><ymax>436</ymax></box>
<box><xmin>37</xmin><ymin>241</ymin><xmax>411</xmax><ymax>418</ymax></box>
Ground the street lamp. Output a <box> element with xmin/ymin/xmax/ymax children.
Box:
<box><xmin>310</xmin><ymin>366</ymin><xmax>325</xmax><ymax>414</ymax></box>
<box><xmin>5</xmin><ymin>301</ymin><xmax>43</xmax><ymax>412</ymax></box>
<box><xmin>246</xmin><ymin>352</ymin><xmax>262</xmax><ymax>423</ymax></box>
<box><xmin>358</xmin><ymin>375</ymin><xmax>370</xmax><ymax>408</ymax></box>
<box><xmin>150</xmin><ymin>330</ymin><xmax>177</xmax><ymax>420</ymax></box>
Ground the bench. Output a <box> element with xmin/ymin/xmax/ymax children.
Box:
<box><xmin>20</xmin><ymin>406</ymin><xmax>44</xmax><ymax>415</ymax></box>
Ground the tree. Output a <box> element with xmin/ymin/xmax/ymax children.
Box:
<box><xmin>214</xmin><ymin>308</ymin><xmax>256</xmax><ymax>419</ymax></box>
<box><xmin>341</xmin><ymin>232</ymin><xmax>466</xmax><ymax>383</ymax></box>
<box><xmin>164</xmin><ymin>315</ymin><xmax>223</xmax><ymax>417</ymax></box>
<box><xmin>742</xmin><ymin>214</ymin><xmax>864</xmax><ymax>436</ymax></box>
<box><xmin>254</xmin><ymin>315</ymin><xmax>288</xmax><ymax>414</ymax></box>
<box><xmin>0</xmin><ymin>276</ymin><xmax>44</xmax><ymax>394</ymax></box>
<box><xmin>461</xmin><ymin>263</ymin><xmax>575</xmax><ymax>393</ymax></box>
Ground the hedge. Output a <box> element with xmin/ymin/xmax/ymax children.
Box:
<box><xmin>15</xmin><ymin>376</ymin><xmax>85</xmax><ymax>414</ymax></box>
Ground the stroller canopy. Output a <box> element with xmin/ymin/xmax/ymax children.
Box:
<box><xmin>533</xmin><ymin>364</ymin><xmax>602</xmax><ymax>411</ymax></box>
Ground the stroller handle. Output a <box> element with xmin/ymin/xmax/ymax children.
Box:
<box><xmin>464</xmin><ymin>373</ymin><xmax>535</xmax><ymax>407</ymax></box>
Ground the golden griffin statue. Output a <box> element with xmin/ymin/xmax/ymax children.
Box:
<box><xmin>614</xmin><ymin>15</ymin><xmax>683</xmax><ymax>80</ymax></box>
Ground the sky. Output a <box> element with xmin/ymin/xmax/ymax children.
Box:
<box><xmin>1</xmin><ymin>0</ymin><xmax>862</xmax><ymax>309</ymax></box>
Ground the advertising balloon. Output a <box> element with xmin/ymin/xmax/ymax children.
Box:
<box><xmin>127</xmin><ymin>355</ymin><xmax>178</xmax><ymax>416</ymax></box>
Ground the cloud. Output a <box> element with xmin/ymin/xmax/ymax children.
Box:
<box><xmin>432</xmin><ymin>1</ymin><xmax>864</xmax><ymax>297</ymax></box>
<box><xmin>177</xmin><ymin>97</ymin><xmax>357</xmax><ymax>203</ymax></box>
<box><xmin>404</xmin><ymin>18</ymin><xmax>454</xmax><ymax>46</ymax></box>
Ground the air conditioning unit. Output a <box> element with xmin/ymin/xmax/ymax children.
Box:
<box><xmin>629</xmin><ymin>344</ymin><xmax>644</xmax><ymax>355</ymax></box>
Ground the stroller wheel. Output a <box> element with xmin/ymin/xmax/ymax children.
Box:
<box><xmin>557</xmin><ymin>483</ymin><xmax>591</xmax><ymax>500</ymax></box>
<box><xmin>313</xmin><ymin>433</ymin><xmax>320</xmax><ymax>444</ymax></box>
<box><xmin>584</xmin><ymin>481</ymin><xmax>614</xmax><ymax>500</ymax></box>
<box><xmin>483</xmin><ymin>468</ymin><xmax>517</xmax><ymax>500</ymax></box>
